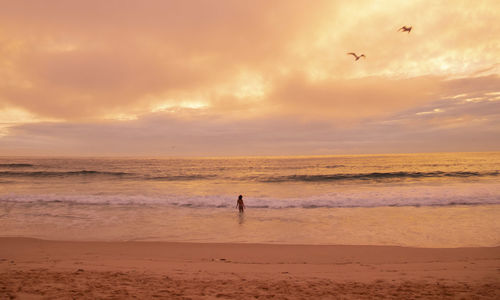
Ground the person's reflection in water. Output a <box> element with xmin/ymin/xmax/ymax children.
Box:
<box><xmin>238</xmin><ymin>211</ymin><xmax>245</xmax><ymax>225</ymax></box>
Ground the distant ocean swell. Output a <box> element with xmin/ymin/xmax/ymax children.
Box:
<box><xmin>0</xmin><ymin>170</ymin><xmax>129</xmax><ymax>177</ymax></box>
<box><xmin>0</xmin><ymin>163</ymin><xmax>34</xmax><ymax>167</ymax></box>
<box><xmin>0</xmin><ymin>170</ymin><xmax>498</xmax><ymax>182</ymax></box>
<box><xmin>259</xmin><ymin>171</ymin><xmax>500</xmax><ymax>182</ymax></box>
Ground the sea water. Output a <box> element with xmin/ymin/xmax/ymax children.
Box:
<box><xmin>1</xmin><ymin>152</ymin><xmax>499</xmax><ymax>247</ymax></box>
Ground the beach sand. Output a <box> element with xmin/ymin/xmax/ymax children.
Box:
<box><xmin>0</xmin><ymin>238</ymin><xmax>499</xmax><ymax>299</ymax></box>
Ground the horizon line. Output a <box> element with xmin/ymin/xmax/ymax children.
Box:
<box><xmin>1</xmin><ymin>150</ymin><xmax>499</xmax><ymax>160</ymax></box>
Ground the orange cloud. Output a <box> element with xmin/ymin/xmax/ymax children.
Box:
<box><xmin>0</xmin><ymin>0</ymin><xmax>498</xmax><ymax>155</ymax></box>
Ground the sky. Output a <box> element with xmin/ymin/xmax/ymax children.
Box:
<box><xmin>0</xmin><ymin>0</ymin><xmax>499</xmax><ymax>156</ymax></box>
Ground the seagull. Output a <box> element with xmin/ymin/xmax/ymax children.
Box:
<box><xmin>347</xmin><ymin>52</ymin><xmax>365</xmax><ymax>61</ymax></box>
<box><xmin>398</xmin><ymin>25</ymin><xmax>412</xmax><ymax>33</ymax></box>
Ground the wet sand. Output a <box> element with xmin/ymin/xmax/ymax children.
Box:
<box><xmin>0</xmin><ymin>237</ymin><xmax>499</xmax><ymax>299</ymax></box>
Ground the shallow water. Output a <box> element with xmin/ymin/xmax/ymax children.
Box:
<box><xmin>1</xmin><ymin>152</ymin><xmax>499</xmax><ymax>247</ymax></box>
<box><xmin>2</xmin><ymin>202</ymin><xmax>499</xmax><ymax>247</ymax></box>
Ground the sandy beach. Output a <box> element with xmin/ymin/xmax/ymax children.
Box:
<box><xmin>0</xmin><ymin>237</ymin><xmax>498</xmax><ymax>299</ymax></box>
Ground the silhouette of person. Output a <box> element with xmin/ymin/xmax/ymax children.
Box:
<box><xmin>236</xmin><ymin>195</ymin><xmax>245</xmax><ymax>213</ymax></box>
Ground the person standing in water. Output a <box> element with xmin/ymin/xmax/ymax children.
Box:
<box><xmin>236</xmin><ymin>195</ymin><xmax>245</xmax><ymax>213</ymax></box>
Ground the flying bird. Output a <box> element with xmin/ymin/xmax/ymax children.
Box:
<box><xmin>347</xmin><ymin>52</ymin><xmax>365</xmax><ymax>61</ymax></box>
<box><xmin>398</xmin><ymin>26</ymin><xmax>412</xmax><ymax>33</ymax></box>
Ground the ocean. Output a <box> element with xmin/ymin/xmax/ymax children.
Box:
<box><xmin>1</xmin><ymin>152</ymin><xmax>499</xmax><ymax>247</ymax></box>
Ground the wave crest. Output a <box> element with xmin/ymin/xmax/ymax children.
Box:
<box><xmin>260</xmin><ymin>171</ymin><xmax>499</xmax><ymax>182</ymax></box>
<box><xmin>0</xmin><ymin>163</ymin><xmax>34</xmax><ymax>168</ymax></box>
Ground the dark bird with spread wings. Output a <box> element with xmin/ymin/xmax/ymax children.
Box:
<box><xmin>398</xmin><ymin>26</ymin><xmax>412</xmax><ymax>33</ymax></box>
<box><xmin>347</xmin><ymin>52</ymin><xmax>365</xmax><ymax>61</ymax></box>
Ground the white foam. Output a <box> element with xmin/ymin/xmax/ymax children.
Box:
<box><xmin>1</xmin><ymin>182</ymin><xmax>499</xmax><ymax>208</ymax></box>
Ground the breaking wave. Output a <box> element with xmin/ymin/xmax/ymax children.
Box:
<box><xmin>0</xmin><ymin>169</ymin><xmax>498</xmax><ymax>182</ymax></box>
<box><xmin>259</xmin><ymin>171</ymin><xmax>499</xmax><ymax>182</ymax></box>
<box><xmin>1</xmin><ymin>187</ymin><xmax>499</xmax><ymax>209</ymax></box>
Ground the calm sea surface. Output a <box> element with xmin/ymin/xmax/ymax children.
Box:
<box><xmin>1</xmin><ymin>152</ymin><xmax>499</xmax><ymax>247</ymax></box>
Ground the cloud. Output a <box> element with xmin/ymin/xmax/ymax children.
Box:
<box><xmin>1</xmin><ymin>1</ymin><xmax>498</xmax><ymax>118</ymax></box>
<box><xmin>0</xmin><ymin>0</ymin><xmax>498</xmax><ymax>155</ymax></box>
<box><xmin>1</xmin><ymin>77</ymin><xmax>498</xmax><ymax>156</ymax></box>
<box><xmin>266</xmin><ymin>74</ymin><xmax>442</xmax><ymax>120</ymax></box>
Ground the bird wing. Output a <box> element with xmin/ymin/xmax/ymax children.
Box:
<box><xmin>360</xmin><ymin>54</ymin><xmax>366</xmax><ymax>58</ymax></box>
<box><xmin>347</xmin><ymin>52</ymin><xmax>357</xmax><ymax>57</ymax></box>
<box><xmin>398</xmin><ymin>27</ymin><xmax>404</xmax><ymax>31</ymax></box>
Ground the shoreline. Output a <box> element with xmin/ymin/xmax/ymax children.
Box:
<box><xmin>1</xmin><ymin>235</ymin><xmax>500</xmax><ymax>248</ymax></box>
<box><xmin>1</xmin><ymin>237</ymin><xmax>499</xmax><ymax>299</ymax></box>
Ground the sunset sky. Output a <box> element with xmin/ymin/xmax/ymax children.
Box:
<box><xmin>0</xmin><ymin>0</ymin><xmax>499</xmax><ymax>156</ymax></box>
